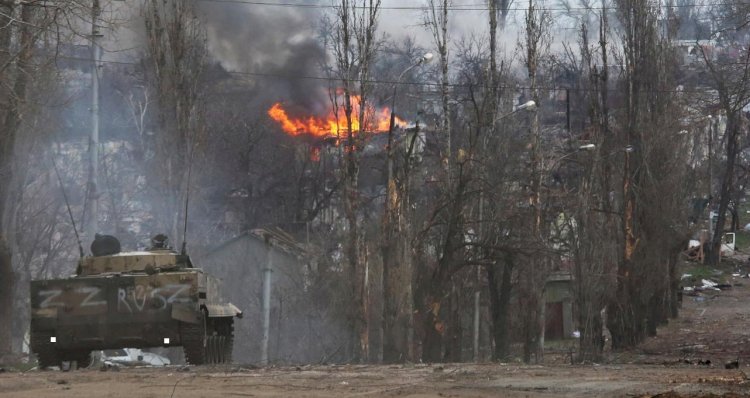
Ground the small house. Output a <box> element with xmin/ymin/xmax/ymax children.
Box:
<box><xmin>199</xmin><ymin>228</ymin><xmax>339</xmax><ymax>364</ymax></box>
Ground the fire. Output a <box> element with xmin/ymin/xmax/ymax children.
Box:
<box><xmin>268</xmin><ymin>96</ymin><xmax>406</xmax><ymax>138</ymax></box>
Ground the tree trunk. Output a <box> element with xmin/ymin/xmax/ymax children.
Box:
<box><xmin>445</xmin><ymin>280</ymin><xmax>462</xmax><ymax>362</ymax></box>
<box><xmin>381</xmin><ymin>237</ymin><xmax>411</xmax><ymax>362</ymax></box>
<box><xmin>578</xmin><ymin>310</ymin><xmax>603</xmax><ymax>362</ymax></box>
<box><xmin>668</xmin><ymin>249</ymin><xmax>680</xmax><ymax>318</ymax></box>
<box><xmin>707</xmin><ymin>113</ymin><xmax>739</xmax><ymax>265</ymax></box>
<box><xmin>421</xmin><ymin>311</ymin><xmax>443</xmax><ymax>362</ymax></box>
<box><xmin>0</xmin><ymin>239</ymin><xmax>13</xmax><ymax>358</ymax></box>
<box><xmin>0</xmin><ymin>4</ymin><xmax>34</xmax><ymax>359</ymax></box>
<box><xmin>487</xmin><ymin>257</ymin><xmax>514</xmax><ymax>361</ymax></box>
<box><xmin>417</xmin><ymin>273</ymin><xmax>446</xmax><ymax>363</ymax></box>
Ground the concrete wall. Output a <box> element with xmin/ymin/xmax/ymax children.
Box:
<box><xmin>198</xmin><ymin>234</ymin><xmax>347</xmax><ymax>364</ymax></box>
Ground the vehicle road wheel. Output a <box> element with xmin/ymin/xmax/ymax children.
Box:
<box><xmin>217</xmin><ymin>318</ymin><xmax>234</xmax><ymax>364</ymax></box>
<box><xmin>214</xmin><ymin>336</ymin><xmax>225</xmax><ymax>364</ymax></box>
<box><xmin>183</xmin><ymin>315</ymin><xmax>234</xmax><ymax>365</ymax></box>
<box><xmin>181</xmin><ymin>316</ymin><xmax>207</xmax><ymax>365</ymax></box>
<box><xmin>214</xmin><ymin>335</ymin><xmax>224</xmax><ymax>363</ymax></box>
<box><xmin>204</xmin><ymin>334</ymin><xmax>230</xmax><ymax>364</ymax></box>
<box><xmin>71</xmin><ymin>351</ymin><xmax>92</xmax><ymax>369</ymax></box>
<box><xmin>206</xmin><ymin>335</ymin><xmax>215</xmax><ymax>364</ymax></box>
<box><xmin>31</xmin><ymin>333</ymin><xmax>61</xmax><ymax>370</ymax></box>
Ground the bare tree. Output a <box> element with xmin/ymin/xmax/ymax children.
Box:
<box><xmin>0</xmin><ymin>1</ymin><xmax>92</xmax><ymax>360</ymax></box>
<box><xmin>570</xmin><ymin>16</ymin><xmax>615</xmax><ymax>361</ymax></box>
<box><xmin>380</xmin><ymin>44</ymin><xmax>430</xmax><ymax>363</ymax></box>
<box><xmin>327</xmin><ymin>0</ymin><xmax>382</xmax><ymax>362</ymax></box>
<box><xmin>604</xmin><ymin>0</ymin><xmax>689</xmax><ymax>348</ymax></box>
<box><xmin>519</xmin><ymin>0</ymin><xmax>552</xmax><ymax>364</ymax></box>
<box><xmin>142</xmin><ymin>0</ymin><xmax>208</xmax><ymax>245</ymax></box>
<box><xmin>425</xmin><ymin>0</ymin><xmax>451</xmax><ymax>166</ymax></box>
<box><xmin>698</xmin><ymin>20</ymin><xmax>750</xmax><ymax>265</ymax></box>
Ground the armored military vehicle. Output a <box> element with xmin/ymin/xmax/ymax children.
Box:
<box><xmin>29</xmin><ymin>234</ymin><xmax>242</xmax><ymax>369</ymax></box>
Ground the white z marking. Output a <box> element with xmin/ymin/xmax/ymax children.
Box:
<box><xmin>166</xmin><ymin>284</ymin><xmax>191</xmax><ymax>304</ymax></box>
<box><xmin>76</xmin><ymin>286</ymin><xmax>107</xmax><ymax>307</ymax></box>
<box><xmin>39</xmin><ymin>290</ymin><xmax>63</xmax><ymax>308</ymax></box>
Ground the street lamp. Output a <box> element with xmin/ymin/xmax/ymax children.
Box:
<box><xmin>552</xmin><ymin>144</ymin><xmax>597</xmax><ymax>169</ymax></box>
<box><xmin>385</xmin><ymin>52</ymin><xmax>434</xmax><ymax>178</ymax></box>
<box><xmin>493</xmin><ymin>100</ymin><xmax>536</xmax><ymax>125</ymax></box>
<box><xmin>384</xmin><ymin>51</ymin><xmax>434</xmax><ymax>202</ymax></box>
<box><xmin>384</xmin><ymin>51</ymin><xmax>434</xmax><ymax>211</ymax></box>
<box><xmin>515</xmin><ymin>100</ymin><xmax>536</xmax><ymax>112</ymax></box>
<box><xmin>388</xmin><ymin>52</ymin><xmax>434</xmax><ymax>130</ymax></box>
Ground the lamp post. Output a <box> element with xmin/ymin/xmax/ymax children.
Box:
<box><xmin>706</xmin><ymin>116</ymin><xmax>714</xmax><ymax>241</ymax></box>
<box><xmin>491</xmin><ymin>100</ymin><xmax>536</xmax><ymax>126</ymax></box>
<box><xmin>86</xmin><ymin>0</ymin><xmax>102</xmax><ymax>247</ymax></box>
<box><xmin>514</xmin><ymin>100</ymin><xmax>537</xmax><ymax>112</ymax></box>
<box><xmin>384</xmin><ymin>51</ymin><xmax>433</xmax><ymax>212</ymax></box>
<box><xmin>385</xmin><ymin>52</ymin><xmax>433</xmax><ymax>218</ymax></box>
<box><xmin>382</xmin><ymin>52</ymin><xmax>432</xmax><ymax>363</ymax></box>
<box><xmin>386</xmin><ymin>52</ymin><xmax>434</xmax><ymax>165</ymax></box>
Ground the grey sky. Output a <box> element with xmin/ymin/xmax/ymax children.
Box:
<box><xmin>103</xmin><ymin>0</ymin><xmax>538</xmax><ymax>73</ymax></box>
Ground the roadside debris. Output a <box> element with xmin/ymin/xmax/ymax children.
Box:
<box><xmin>676</xmin><ymin>359</ymin><xmax>712</xmax><ymax>366</ymax></box>
<box><xmin>702</xmin><ymin>279</ymin><xmax>719</xmax><ymax>290</ymax></box>
<box><xmin>99</xmin><ymin>363</ymin><xmax>121</xmax><ymax>372</ymax></box>
<box><xmin>100</xmin><ymin>348</ymin><xmax>170</xmax><ymax>367</ymax></box>
<box><xmin>682</xmin><ymin>273</ymin><xmax>732</xmax><ymax>298</ymax></box>
<box><xmin>725</xmin><ymin>359</ymin><xmax>739</xmax><ymax>369</ymax></box>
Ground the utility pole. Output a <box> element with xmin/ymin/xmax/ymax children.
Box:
<box><xmin>473</xmin><ymin>251</ymin><xmax>481</xmax><ymax>361</ymax></box>
<box><xmin>86</xmin><ymin>0</ymin><xmax>101</xmax><ymax>247</ymax></box>
<box><xmin>261</xmin><ymin>241</ymin><xmax>274</xmax><ymax>365</ymax></box>
<box><xmin>707</xmin><ymin>116</ymin><xmax>713</xmax><ymax>242</ymax></box>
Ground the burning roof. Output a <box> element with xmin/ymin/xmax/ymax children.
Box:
<box><xmin>267</xmin><ymin>96</ymin><xmax>406</xmax><ymax>138</ymax></box>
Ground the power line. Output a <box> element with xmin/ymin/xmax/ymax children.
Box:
<box><xmin>50</xmin><ymin>53</ymin><xmax>724</xmax><ymax>95</ymax></box>
<box><xmin>194</xmin><ymin>0</ymin><xmax>750</xmax><ymax>13</ymax></box>
<box><xmin>226</xmin><ymin>68</ymin><xmax>717</xmax><ymax>94</ymax></box>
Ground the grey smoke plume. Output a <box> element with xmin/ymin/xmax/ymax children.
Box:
<box><xmin>195</xmin><ymin>4</ymin><xmax>329</xmax><ymax>114</ymax></box>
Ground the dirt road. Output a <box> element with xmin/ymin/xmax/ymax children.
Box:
<box><xmin>3</xmin><ymin>266</ymin><xmax>750</xmax><ymax>397</ymax></box>
<box><xmin>1</xmin><ymin>362</ymin><xmax>748</xmax><ymax>397</ymax></box>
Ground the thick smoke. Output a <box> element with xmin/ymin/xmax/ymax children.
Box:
<box><xmin>195</xmin><ymin>4</ymin><xmax>329</xmax><ymax>114</ymax></box>
<box><xmin>106</xmin><ymin>3</ymin><xmax>328</xmax><ymax>114</ymax></box>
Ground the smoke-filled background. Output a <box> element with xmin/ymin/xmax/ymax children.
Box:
<box><xmin>2</xmin><ymin>0</ymin><xmax>738</xmax><ymax>368</ymax></box>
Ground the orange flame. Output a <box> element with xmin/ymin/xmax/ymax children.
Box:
<box><xmin>268</xmin><ymin>96</ymin><xmax>406</xmax><ymax>138</ymax></box>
